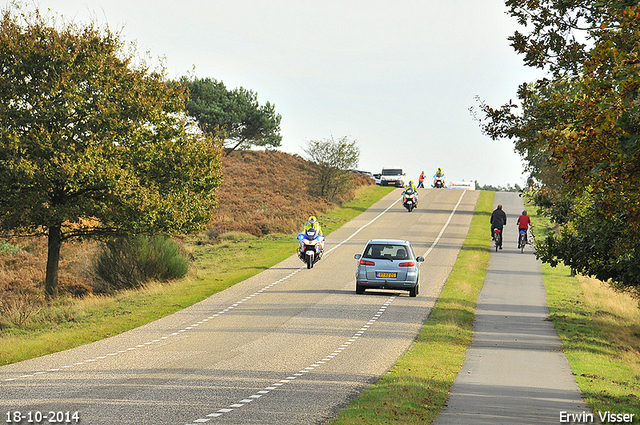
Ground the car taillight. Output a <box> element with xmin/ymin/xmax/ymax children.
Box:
<box><xmin>398</xmin><ymin>262</ymin><xmax>415</xmax><ymax>267</ymax></box>
<box><xmin>359</xmin><ymin>259</ymin><xmax>375</xmax><ymax>266</ymax></box>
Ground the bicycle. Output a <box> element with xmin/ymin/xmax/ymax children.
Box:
<box><xmin>493</xmin><ymin>228</ymin><xmax>502</xmax><ymax>252</ymax></box>
<box><xmin>518</xmin><ymin>229</ymin><xmax>527</xmax><ymax>253</ymax></box>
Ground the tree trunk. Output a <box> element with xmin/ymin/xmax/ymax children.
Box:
<box><xmin>45</xmin><ymin>225</ymin><xmax>62</xmax><ymax>299</ymax></box>
<box><xmin>224</xmin><ymin>139</ymin><xmax>245</xmax><ymax>156</ymax></box>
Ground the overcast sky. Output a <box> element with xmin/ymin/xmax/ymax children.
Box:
<box><xmin>33</xmin><ymin>0</ymin><xmax>543</xmax><ymax>187</ymax></box>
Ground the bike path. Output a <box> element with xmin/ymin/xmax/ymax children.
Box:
<box><xmin>434</xmin><ymin>192</ymin><xmax>592</xmax><ymax>425</ymax></box>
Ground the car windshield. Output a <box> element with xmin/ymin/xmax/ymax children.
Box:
<box><xmin>363</xmin><ymin>244</ymin><xmax>410</xmax><ymax>260</ymax></box>
<box><xmin>382</xmin><ymin>169</ymin><xmax>402</xmax><ymax>176</ymax></box>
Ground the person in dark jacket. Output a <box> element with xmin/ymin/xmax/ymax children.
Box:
<box><xmin>490</xmin><ymin>204</ymin><xmax>507</xmax><ymax>249</ymax></box>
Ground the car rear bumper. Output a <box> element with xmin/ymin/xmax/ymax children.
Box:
<box><xmin>356</xmin><ymin>279</ymin><xmax>417</xmax><ymax>290</ymax></box>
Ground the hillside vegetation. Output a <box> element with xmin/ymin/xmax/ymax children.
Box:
<box><xmin>0</xmin><ymin>151</ymin><xmax>373</xmax><ymax>332</ymax></box>
<box><xmin>213</xmin><ymin>150</ymin><xmax>334</xmax><ymax>236</ymax></box>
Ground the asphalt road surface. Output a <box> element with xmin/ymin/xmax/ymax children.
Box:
<box><xmin>1</xmin><ymin>188</ymin><xmax>479</xmax><ymax>425</ymax></box>
<box><xmin>434</xmin><ymin>192</ymin><xmax>590</xmax><ymax>425</ymax></box>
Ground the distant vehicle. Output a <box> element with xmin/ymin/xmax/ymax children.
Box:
<box><xmin>352</xmin><ymin>169</ymin><xmax>375</xmax><ymax>180</ymax></box>
<box><xmin>373</xmin><ymin>173</ymin><xmax>381</xmax><ymax>185</ymax></box>
<box><xmin>354</xmin><ymin>239</ymin><xmax>424</xmax><ymax>297</ymax></box>
<box><xmin>402</xmin><ymin>188</ymin><xmax>418</xmax><ymax>212</ymax></box>
<box><xmin>433</xmin><ymin>176</ymin><xmax>445</xmax><ymax>188</ymax></box>
<box><xmin>379</xmin><ymin>167</ymin><xmax>406</xmax><ymax>187</ymax></box>
<box><xmin>297</xmin><ymin>227</ymin><xmax>324</xmax><ymax>269</ymax></box>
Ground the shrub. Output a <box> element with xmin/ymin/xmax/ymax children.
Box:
<box><xmin>0</xmin><ymin>241</ymin><xmax>21</xmax><ymax>256</ymax></box>
<box><xmin>90</xmin><ymin>235</ymin><xmax>189</xmax><ymax>293</ymax></box>
<box><xmin>0</xmin><ymin>287</ymin><xmax>44</xmax><ymax>330</ymax></box>
<box><xmin>303</xmin><ymin>136</ymin><xmax>360</xmax><ymax>203</ymax></box>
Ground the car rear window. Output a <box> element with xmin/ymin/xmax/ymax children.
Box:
<box><xmin>363</xmin><ymin>244</ymin><xmax>410</xmax><ymax>260</ymax></box>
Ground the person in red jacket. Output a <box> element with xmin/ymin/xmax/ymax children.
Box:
<box><xmin>517</xmin><ymin>210</ymin><xmax>532</xmax><ymax>248</ymax></box>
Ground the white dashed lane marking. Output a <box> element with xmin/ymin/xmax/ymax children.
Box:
<box><xmin>184</xmin><ymin>296</ymin><xmax>397</xmax><ymax>424</ymax></box>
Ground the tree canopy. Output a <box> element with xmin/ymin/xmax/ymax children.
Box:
<box><xmin>476</xmin><ymin>0</ymin><xmax>640</xmax><ymax>292</ymax></box>
<box><xmin>303</xmin><ymin>136</ymin><xmax>360</xmax><ymax>203</ymax></box>
<box><xmin>180</xmin><ymin>77</ymin><xmax>282</xmax><ymax>155</ymax></box>
<box><xmin>0</xmin><ymin>5</ymin><xmax>223</xmax><ymax>297</ymax></box>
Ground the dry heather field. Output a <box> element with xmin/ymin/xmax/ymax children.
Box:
<box><xmin>212</xmin><ymin>150</ymin><xmax>334</xmax><ymax>236</ymax></box>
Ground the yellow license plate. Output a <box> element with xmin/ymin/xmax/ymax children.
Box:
<box><xmin>377</xmin><ymin>272</ymin><xmax>397</xmax><ymax>278</ymax></box>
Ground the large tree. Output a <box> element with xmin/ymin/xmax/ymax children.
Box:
<box><xmin>181</xmin><ymin>77</ymin><xmax>282</xmax><ymax>155</ymax></box>
<box><xmin>303</xmin><ymin>136</ymin><xmax>360</xmax><ymax>203</ymax></box>
<box><xmin>0</xmin><ymin>5</ymin><xmax>223</xmax><ymax>298</ymax></box>
<box><xmin>476</xmin><ymin>0</ymin><xmax>640</xmax><ymax>292</ymax></box>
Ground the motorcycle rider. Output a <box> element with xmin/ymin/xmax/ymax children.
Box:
<box><xmin>490</xmin><ymin>204</ymin><xmax>507</xmax><ymax>249</ymax></box>
<box><xmin>433</xmin><ymin>167</ymin><xmax>445</xmax><ymax>187</ymax></box>
<box><xmin>516</xmin><ymin>210</ymin><xmax>531</xmax><ymax>248</ymax></box>
<box><xmin>417</xmin><ymin>171</ymin><xmax>426</xmax><ymax>188</ymax></box>
<box><xmin>404</xmin><ymin>180</ymin><xmax>418</xmax><ymax>193</ymax></box>
<box><xmin>403</xmin><ymin>180</ymin><xmax>418</xmax><ymax>209</ymax></box>
<box><xmin>303</xmin><ymin>216</ymin><xmax>324</xmax><ymax>250</ymax></box>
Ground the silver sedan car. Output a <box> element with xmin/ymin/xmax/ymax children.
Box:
<box><xmin>354</xmin><ymin>239</ymin><xmax>424</xmax><ymax>297</ymax></box>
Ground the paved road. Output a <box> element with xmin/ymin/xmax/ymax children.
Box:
<box><xmin>434</xmin><ymin>192</ymin><xmax>591</xmax><ymax>425</ymax></box>
<box><xmin>1</xmin><ymin>188</ymin><xmax>479</xmax><ymax>425</ymax></box>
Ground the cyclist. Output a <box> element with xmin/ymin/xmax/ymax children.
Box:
<box><xmin>517</xmin><ymin>210</ymin><xmax>531</xmax><ymax>248</ymax></box>
<box><xmin>490</xmin><ymin>204</ymin><xmax>507</xmax><ymax>249</ymax></box>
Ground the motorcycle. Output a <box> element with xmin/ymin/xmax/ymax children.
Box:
<box><xmin>297</xmin><ymin>227</ymin><xmax>324</xmax><ymax>269</ymax></box>
<box><xmin>402</xmin><ymin>188</ymin><xmax>418</xmax><ymax>212</ymax></box>
<box><xmin>433</xmin><ymin>176</ymin><xmax>445</xmax><ymax>188</ymax></box>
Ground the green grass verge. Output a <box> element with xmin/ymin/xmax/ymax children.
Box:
<box><xmin>530</xmin><ymin>204</ymin><xmax>640</xmax><ymax>417</ymax></box>
<box><xmin>0</xmin><ymin>184</ymin><xmax>394</xmax><ymax>366</ymax></box>
<box><xmin>331</xmin><ymin>190</ymin><xmax>494</xmax><ymax>424</ymax></box>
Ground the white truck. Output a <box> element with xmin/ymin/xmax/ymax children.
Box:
<box><xmin>379</xmin><ymin>167</ymin><xmax>406</xmax><ymax>187</ymax></box>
